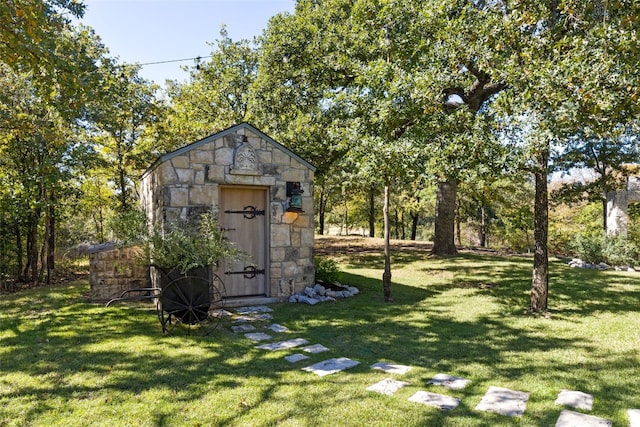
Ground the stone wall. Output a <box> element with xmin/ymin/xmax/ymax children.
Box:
<box><xmin>139</xmin><ymin>123</ymin><xmax>315</xmax><ymax>299</ymax></box>
<box><xmin>89</xmin><ymin>244</ymin><xmax>149</xmax><ymax>302</ymax></box>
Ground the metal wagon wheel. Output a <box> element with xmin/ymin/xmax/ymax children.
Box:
<box><xmin>157</xmin><ymin>273</ymin><xmax>226</xmax><ymax>335</ymax></box>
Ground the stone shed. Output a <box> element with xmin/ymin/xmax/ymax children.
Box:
<box><xmin>140</xmin><ymin>123</ymin><xmax>316</xmax><ymax>304</ymax></box>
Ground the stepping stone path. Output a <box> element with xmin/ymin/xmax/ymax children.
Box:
<box><xmin>475</xmin><ymin>386</ymin><xmax>529</xmax><ymax>417</ymax></box>
<box><xmin>234</xmin><ymin>313</ymin><xmax>273</xmax><ymax>323</ymax></box>
<box><xmin>244</xmin><ymin>332</ymin><xmax>272</xmax><ymax>342</ymax></box>
<box><xmin>302</xmin><ymin>344</ymin><xmax>330</xmax><ymax>354</ymax></box>
<box><xmin>555</xmin><ymin>389</ymin><xmax>594</xmax><ymax>411</ymax></box>
<box><xmin>267</xmin><ymin>323</ymin><xmax>289</xmax><ymax>333</ymax></box>
<box><xmin>366</xmin><ymin>378</ymin><xmax>410</xmax><ymax>395</ymax></box>
<box><xmin>370</xmin><ymin>362</ymin><xmax>412</xmax><ymax>375</ymax></box>
<box><xmin>233</xmin><ymin>305</ymin><xmax>637</xmax><ymax>425</ymax></box>
<box><xmin>427</xmin><ymin>373</ymin><xmax>471</xmax><ymax>390</ymax></box>
<box><xmin>230</xmin><ymin>324</ymin><xmax>256</xmax><ymax>333</ymax></box>
<box><xmin>408</xmin><ymin>391</ymin><xmax>460</xmax><ymax>411</ymax></box>
<box><xmin>256</xmin><ymin>338</ymin><xmax>309</xmax><ymax>351</ymax></box>
<box><xmin>235</xmin><ymin>305</ymin><xmax>274</xmax><ymax>315</ymax></box>
<box><xmin>285</xmin><ymin>353</ymin><xmax>310</xmax><ymax>363</ymax></box>
<box><xmin>302</xmin><ymin>357</ymin><xmax>360</xmax><ymax>377</ymax></box>
<box><xmin>556</xmin><ymin>410</ymin><xmax>612</xmax><ymax>427</ymax></box>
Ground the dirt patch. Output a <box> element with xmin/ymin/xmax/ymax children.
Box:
<box><xmin>315</xmin><ymin>236</ymin><xmax>433</xmax><ymax>256</ymax></box>
<box><xmin>315</xmin><ymin>235</ymin><xmax>523</xmax><ymax>258</ymax></box>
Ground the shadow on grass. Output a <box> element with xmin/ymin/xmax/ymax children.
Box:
<box><xmin>1</xmin><ymin>252</ymin><xmax>639</xmax><ymax>427</ymax></box>
<box><xmin>276</xmin><ymin>267</ymin><xmax>638</xmax><ymax>425</ymax></box>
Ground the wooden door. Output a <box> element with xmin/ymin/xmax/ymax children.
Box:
<box><xmin>219</xmin><ymin>187</ymin><xmax>268</xmax><ymax>297</ymax></box>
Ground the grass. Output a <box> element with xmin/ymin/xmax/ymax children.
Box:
<box><xmin>1</xmin><ymin>237</ymin><xmax>639</xmax><ymax>426</ymax></box>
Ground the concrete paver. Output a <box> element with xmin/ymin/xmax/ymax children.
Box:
<box><xmin>370</xmin><ymin>362</ymin><xmax>413</xmax><ymax>375</ymax></box>
<box><xmin>555</xmin><ymin>389</ymin><xmax>594</xmax><ymax>411</ymax></box>
<box><xmin>555</xmin><ymin>410</ymin><xmax>612</xmax><ymax>427</ymax></box>
<box><xmin>366</xmin><ymin>378</ymin><xmax>410</xmax><ymax>396</ymax></box>
<box><xmin>409</xmin><ymin>391</ymin><xmax>460</xmax><ymax>411</ymax></box>
<box><xmin>475</xmin><ymin>386</ymin><xmax>529</xmax><ymax>417</ymax></box>
<box><xmin>427</xmin><ymin>373</ymin><xmax>471</xmax><ymax>390</ymax></box>
<box><xmin>302</xmin><ymin>357</ymin><xmax>360</xmax><ymax>377</ymax></box>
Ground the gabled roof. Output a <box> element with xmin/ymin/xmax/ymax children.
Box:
<box><xmin>145</xmin><ymin>122</ymin><xmax>316</xmax><ymax>175</ymax></box>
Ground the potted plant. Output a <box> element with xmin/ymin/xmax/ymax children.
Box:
<box><xmin>111</xmin><ymin>209</ymin><xmax>243</xmax><ymax>285</ymax></box>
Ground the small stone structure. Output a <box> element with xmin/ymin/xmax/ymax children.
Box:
<box><xmin>88</xmin><ymin>244</ymin><xmax>149</xmax><ymax>301</ymax></box>
<box><xmin>139</xmin><ymin>123</ymin><xmax>316</xmax><ymax>302</ymax></box>
<box><xmin>606</xmin><ymin>165</ymin><xmax>640</xmax><ymax>235</ymax></box>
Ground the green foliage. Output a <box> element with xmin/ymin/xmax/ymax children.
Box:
<box><xmin>571</xmin><ymin>233</ymin><xmax>605</xmax><ymax>264</ymax></box>
<box><xmin>163</xmin><ymin>28</ymin><xmax>259</xmax><ymax>146</ymax></box>
<box><xmin>111</xmin><ymin>210</ymin><xmax>243</xmax><ymax>274</ymax></box>
<box><xmin>602</xmin><ymin>234</ymin><xmax>640</xmax><ymax>267</ymax></box>
<box><xmin>571</xmin><ymin>232</ymin><xmax>640</xmax><ymax>266</ymax></box>
<box><xmin>314</xmin><ymin>256</ymin><xmax>340</xmax><ymax>284</ymax></box>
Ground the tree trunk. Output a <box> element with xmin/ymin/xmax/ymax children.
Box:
<box><xmin>601</xmin><ymin>178</ymin><xmax>608</xmax><ymax>232</ymax></box>
<box><xmin>318</xmin><ymin>186</ymin><xmax>327</xmax><ymax>235</ymax></box>
<box><xmin>118</xmin><ymin>167</ymin><xmax>128</xmax><ymax>211</ymax></box>
<box><xmin>343</xmin><ymin>198</ymin><xmax>348</xmax><ymax>236</ymax></box>
<box><xmin>432</xmin><ymin>180</ymin><xmax>458</xmax><ymax>255</ymax></box>
<box><xmin>382</xmin><ymin>182</ymin><xmax>392</xmax><ymax>302</ymax></box>
<box><xmin>394</xmin><ymin>208</ymin><xmax>399</xmax><ymax>239</ymax></box>
<box><xmin>410</xmin><ymin>211</ymin><xmax>419</xmax><ymax>240</ymax></box>
<box><xmin>530</xmin><ymin>148</ymin><xmax>550</xmax><ymax>312</ymax></box>
<box><xmin>368</xmin><ymin>184</ymin><xmax>375</xmax><ymax>237</ymax></box>
<box><xmin>479</xmin><ymin>205</ymin><xmax>487</xmax><ymax>247</ymax></box>
<box><xmin>24</xmin><ymin>212</ymin><xmax>40</xmax><ymax>285</ymax></box>
<box><xmin>455</xmin><ymin>200</ymin><xmax>462</xmax><ymax>247</ymax></box>
<box><xmin>15</xmin><ymin>222</ymin><xmax>23</xmax><ymax>281</ymax></box>
<box><xmin>46</xmin><ymin>200</ymin><xmax>55</xmax><ymax>285</ymax></box>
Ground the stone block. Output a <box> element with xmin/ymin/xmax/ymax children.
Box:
<box><xmin>272</xmin><ymin>185</ymin><xmax>286</xmax><ymax>201</ymax></box>
<box><xmin>207</xmin><ymin>165</ymin><xmax>226</xmax><ymax>182</ymax></box>
<box><xmin>171</xmin><ymin>155</ymin><xmax>190</xmax><ymax>169</ymax></box>
<box><xmin>157</xmin><ymin>163</ymin><xmax>177</xmax><ymax>184</ymax></box>
<box><xmin>190</xmin><ymin>149</ymin><xmax>213</xmax><ymax>164</ymax></box>
<box><xmin>280</xmin><ymin>168</ymin><xmax>306</xmax><ymax>182</ymax></box>
<box><xmin>254</xmin><ymin>176</ymin><xmax>276</xmax><ymax>186</ymax></box>
<box><xmin>273</xmin><ymin>150</ymin><xmax>291</xmax><ymax>165</ymax></box>
<box><xmin>189</xmin><ymin>185</ymin><xmax>214</xmax><ymax>205</ymax></box>
<box><xmin>194</xmin><ymin>170</ymin><xmax>205</xmax><ymax>185</ymax></box>
<box><xmin>175</xmin><ymin>169</ymin><xmax>194</xmax><ymax>183</ymax></box>
<box><xmin>215</xmin><ymin>147</ymin><xmax>234</xmax><ymax>165</ymax></box>
<box><xmin>284</xmin><ymin>247</ymin><xmax>299</xmax><ymax>262</ymax></box>
<box><xmin>291</xmin><ymin>229</ymin><xmax>301</xmax><ymax>247</ymax></box>
<box><xmin>226</xmin><ymin>174</ymin><xmax>255</xmax><ymax>185</ymax></box>
<box><xmin>301</xmin><ymin>228</ymin><xmax>315</xmax><ymax>248</ymax></box>
<box><xmin>257</xmin><ymin>150</ymin><xmax>272</xmax><ymax>164</ymax></box>
<box><xmin>168</xmin><ymin>187</ymin><xmax>188</xmax><ymax>206</ymax></box>
<box><xmin>283</xmin><ymin>261</ymin><xmax>298</xmax><ymax>278</ymax></box>
<box><xmin>270</xmin><ymin>264</ymin><xmax>282</xmax><ymax>279</ymax></box>
<box><xmin>298</xmin><ymin>247</ymin><xmax>311</xmax><ymax>259</ymax></box>
<box><xmin>271</xmin><ymin>224</ymin><xmax>291</xmax><ymax>247</ymax></box>
<box><xmin>271</xmin><ymin>247</ymin><xmax>286</xmax><ymax>262</ymax></box>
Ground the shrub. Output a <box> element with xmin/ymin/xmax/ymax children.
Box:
<box><xmin>314</xmin><ymin>256</ymin><xmax>340</xmax><ymax>284</ymax></box>
<box><xmin>571</xmin><ymin>233</ymin><xmax>604</xmax><ymax>264</ymax></box>
<box><xmin>602</xmin><ymin>234</ymin><xmax>640</xmax><ymax>267</ymax></box>
<box><xmin>571</xmin><ymin>232</ymin><xmax>640</xmax><ymax>266</ymax></box>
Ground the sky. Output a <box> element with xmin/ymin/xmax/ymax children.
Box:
<box><xmin>78</xmin><ymin>0</ymin><xmax>295</xmax><ymax>86</ymax></box>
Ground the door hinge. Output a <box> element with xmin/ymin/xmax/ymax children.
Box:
<box><xmin>224</xmin><ymin>205</ymin><xmax>265</xmax><ymax>219</ymax></box>
<box><xmin>225</xmin><ymin>265</ymin><xmax>265</xmax><ymax>279</ymax></box>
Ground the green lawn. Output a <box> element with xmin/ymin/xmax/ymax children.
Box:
<box><xmin>1</xmin><ymin>241</ymin><xmax>639</xmax><ymax>426</ymax></box>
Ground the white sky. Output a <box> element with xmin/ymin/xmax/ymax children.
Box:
<box><xmin>78</xmin><ymin>0</ymin><xmax>295</xmax><ymax>86</ymax></box>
